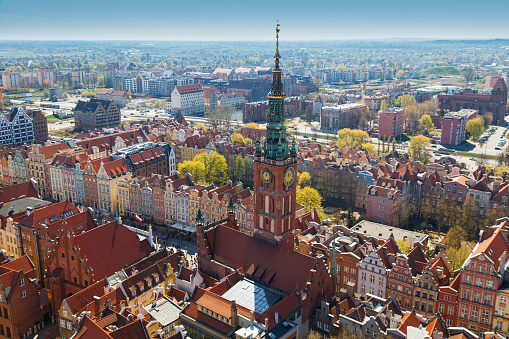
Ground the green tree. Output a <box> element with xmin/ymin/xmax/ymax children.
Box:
<box><xmin>15</xmin><ymin>66</ymin><xmax>22</xmax><ymax>72</ymax></box>
<box><xmin>195</xmin><ymin>123</ymin><xmax>206</xmax><ymax>130</ymax></box>
<box><xmin>458</xmin><ymin>196</ymin><xmax>482</xmax><ymax>241</ymax></box>
<box><xmin>233</xmin><ymin>154</ymin><xmax>245</xmax><ymax>181</ymax></box>
<box><xmin>97</xmin><ymin>74</ymin><xmax>105</xmax><ymax>87</ymax></box>
<box><xmin>297</xmin><ymin>172</ymin><xmax>311</xmax><ymax>188</ymax></box>
<box><xmin>396</xmin><ymin>70</ymin><xmax>405</xmax><ymax>80</ymax></box>
<box><xmin>42</xmin><ymin>88</ymin><xmax>49</xmax><ymax>100</ymax></box>
<box><xmin>482</xmin><ymin>112</ymin><xmax>493</xmax><ymax>127</ymax></box>
<box><xmin>194</xmin><ymin>151</ymin><xmax>229</xmax><ymax>186</ymax></box>
<box><xmin>395</xmin><ymin>94</ymin><xmax>416</xmax><ymax>108</ymax></box>
<box><xmin>63</xmin><ymin>92</ymin><xmax>69</xmax><ymax>100</ymax></box>
<box><xmin>178</xmin><ymin>160</ymin><xmax>206</xmax><ymax>183</ymax></box>
<box><xmin>419</xmin><ymin>114</ymin><xmax>434</xmax><ymax>134</ymax></box>
<box><xmin>409</xmin><ymin>135</ymin><xmax>430</xmax><ymax>163</ymax></box>
<box><xmin>296</xmin><ymin>186</ymin><xmax>323</xmax><ymax>215</ymax></box>
<box><xmin>466</xmin><ymin>116</ymin><xmax>485</xmax><ymax>139</ymax></box>
<box><xmin>380</xmin><ymin>100</ymin><xmax>388</xmax><ymax>110</ymax></box>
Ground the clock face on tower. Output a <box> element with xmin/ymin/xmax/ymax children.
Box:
<box><xmin>283</xmin><ymin>167</ymin><xmax>296</xmax><ymax>186</ymax></box>
<box><xmin>261</xmin><ymin>169</ymin><xmax>273</xmax><ymax>184</ymax></box>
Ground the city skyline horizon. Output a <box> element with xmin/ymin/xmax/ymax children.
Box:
<box><xmin>1</xmin><ymin>0</ymin><xmax>508</xmax><ymax>41</ymax></box>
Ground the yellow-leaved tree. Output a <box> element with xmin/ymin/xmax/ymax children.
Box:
<box><xmin>337</xmin><ymin>128</ymin><xmax>369</xmax><ymax>148</ymax></box>
<box><xmin>395</xmin><ymin>94</ymin><xmax>416</xmax><ymax>108</ymax></box>
<box><xmin>409</xmin><ymin>135</ymin><xmax>430</xmax><ymax>163</ymax></box>
<box><xmin>297</xmin><ymin>172</ymin><xmax>311</xmax><ymax>188</ymax></box>
<box><xmin>419</xmin><ymin>114</ymin><xmax>434</xmax><ymax>134</ymax></box>
<box><xmin>296</xmin><ymin>186</ymin><xmax>323</xmax><ymax>216</ymax></box>
<box><xmin>194</xmin><ymin>151</ymin><xmax>229</xmax><ymax>186</ymax></box>
<box><xmin>231</xmin><ymin>132</ymin><xmax>245</xmax><ymax>144</ymax></box>
<box><xmin>178</xmin><ymin>161</ymin><xmax>206</xmax><ymax>183</ymax></box>
<box><xmin>466</xmin><ymin>116</ymin><xmax>485</xmax><ymax>139</ymax></box>
<box><xmin>244</xmin><ymin>122</ymin><xmax>260</xmax><ymax>129</ymax></box>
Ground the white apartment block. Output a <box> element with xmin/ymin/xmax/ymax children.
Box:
<box><xmin>171</xmin><ymin>84</ymin><xmax>205</xmax><ymax>116</ymax></box>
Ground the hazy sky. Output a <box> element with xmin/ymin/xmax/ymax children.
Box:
<box><xmin>1</xmin><ymin>0</ymin><xmax>508</xmax><ymax>40</ymax></box>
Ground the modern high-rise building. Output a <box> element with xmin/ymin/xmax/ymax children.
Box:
<box><xmin>253</xmin><ymin>24</ymin><xmax>299</xmax><ymax>250</ymax></box>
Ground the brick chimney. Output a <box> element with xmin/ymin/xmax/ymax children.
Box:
<box><xmin>230</xmin><ymin>300</ymin><xmax>238</xmax><ymax>328</ymax></box>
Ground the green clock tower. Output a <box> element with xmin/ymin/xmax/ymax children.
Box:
<box><xmin>253</xmin><ymin>23</ymin><xmax>298</xmax><ymax>250</ymax></box>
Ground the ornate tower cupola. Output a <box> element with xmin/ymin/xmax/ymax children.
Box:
<box><xmin>253</xmin><ymin>23</ymin><xmax>298</xmax><ymax>250</ymax></box>
<box><xmin>264</xmin><ymin>22</ymin><xmax>288</xmax><ymax>161</ymax></box>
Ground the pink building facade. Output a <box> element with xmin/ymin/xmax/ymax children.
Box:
<box><xmin>378</xmin><ymin>107</ymin><xmax>405</xmax><ymax>138</ymax></box>
<box><xmin>366</xmin><ymin>185</ymin><xmax>401</xmax><ymax>226</ymax></box>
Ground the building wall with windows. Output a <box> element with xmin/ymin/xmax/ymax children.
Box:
<box><xmin>457</xmin><ymin>253</ymin><xmax>499</xmax><ymax>334</ymax></box>
<box><xmin>493</xmin><ymin>285</ymin><xmax>509</xmax><ymax>337</ymax></box>
<box><xmin>357</xmin><ymin>246</ymin><xmax>388</xmax><ymax>299</ymax></box>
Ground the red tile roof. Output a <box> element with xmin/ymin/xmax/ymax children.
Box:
<box><xmin>109</xmin><ymin>319</ymin><xmax>149</xmax><ymax>339</ymax></box>
<box><xmin>20</xmin><ymin>200</ymin><xmax>79</xmax><ymax>229</ymax></box>
<box><xmin>73</xmin><ymin>315</ymin><xmax>113</xmax><ymax>339</ymax></box>
<box><xmin>74</xmin><ymin>221</ymin><xmax>153</xmax><ymax>281</ymax></box>
<box><xmin>204</xmin><ymin>225</ymin><xmax>316</xmax><ymax>295</ymax></box>
<box><xmin>425</xmin><ymin>314</ymin><xmax>448</xmax><ymax>337</ymax></box>
<box><xmin>64</xmin><ymin>278</ymin><xmax>108</xmax><ymax>315</ymax></box>
<box><xmin>257</xmin><ymin>292</ymin><xmax>301</xmax><ymax>330</ymax></box>
<box><xmin>470</xmin><ymin>224</ymin><xmax>509</xmax><ymax>270</ymax></box>
<box><xmin>0</xmin><ymin>181</ymin><xmax>38</xmax><ymax>204</ymax></box>
<box><xmin>175</xmin><ymin>84</ymin><xmax>203</xmax><ymax>94</ymax></box>
<box><xmin>182</xmin><ymin>302</ymin><xmax>233</xmax><ymax>336</ymax></box>
<box><xmin>1</xmin><ymin>255</ymin><xmax>35</xmax><ymax>277</ymax></box>
<box><xmin>397</xmin><ymin>311</ymin><xmax>422</xmax><ymax>335</ymax></box>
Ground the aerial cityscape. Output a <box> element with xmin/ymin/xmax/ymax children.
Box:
<box><xmin>1</xmin><ymin>1</ymin><xmax>509</xmax><ymax>338</ymax></box>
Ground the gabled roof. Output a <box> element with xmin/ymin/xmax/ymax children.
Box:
<box><xmin>109</xmin><ymin>319</ymin><xmax>149</xmax><ymax>339</ymax></box>
<box><xmin>203</xmin><ymin>225</ymin><xmax>316</xmax><ymax>295</ymax></box>
<box><xmin>0</xmin><ymin>181</ymin><xmax>38</xmax><ymax>204</ymax></box>
<box><xmin>0</xmin><ymin>255</ymin><xmax>35</xmax><ymax>279</ymax></box>
<box><xmin>64</xmin><ymin>278</ymin><xmax>107</xmax><ymax>315</ymax></box>
<box><xmin>397</xmin><ymin>311</ymin><xmax>422</xmax><ymax>336</ymax></box>
<box><xmin>469</xmin><ymin>224</ymin><xmax>509</xmax><ymax>271</ymax></box>
<box><xmin>469</xmin><ymin>178</ymin><xmax>491</xmax><ymax>193</ymax></box>
<box><xmin>74</xmin><ymin>221</ymin><xmax>153</xmax><ymax>280</ymax></box>
<box><xmin>20</xmin><ymin>200</ymin><xmax>79</xmax><ymax>229</ymax></box>
<box><xmin>425</xmin><ymin>314</ymin><xmax>448</xmax><ymax>338</ymax></box>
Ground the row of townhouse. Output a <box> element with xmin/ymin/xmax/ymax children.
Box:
<box><xmin>0</xmin><ymin>129</ymin><xmax>179</xmax><ymax>213</ymax></box>
<box><xmin>430</xmin><ymin>218</ymin><xmax>509</xmax><ymax>337</ymax></box>
<box><xmin>116</xmin><ymin>173</ymin><xmax>255</xmax><ymax>232</ymax></box>
<box><xmin>300</xmin><ymin>217</ymin><xmax>506</xmax><ymax>338</ymax></box>
<box><xmin>298</xmin><ymin>140</ymin><xmax>509</xmax><ymax>226</ymax></box>
<box><xmin>326</xmin><ymin>230</ymin><xmax>453</xmax><ymax>322</ymax></box>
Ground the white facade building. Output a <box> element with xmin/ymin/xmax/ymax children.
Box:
<box><xmin>357</xmin><ymin>244</ymin><xmax>388</xmax><ymax>299</ymax></box>
<box><xmin>171</xmin><ymin>84</ymin><xmax>205</xmax><ymax>116</ymax></box>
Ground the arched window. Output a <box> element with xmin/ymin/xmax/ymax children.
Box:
<box><xmin>259</xmin><ymin>216</ymin><xmax>263</xmax><ymax>229</ymax></box>
<box><xmin>265</xmin><ymin>196</ymin><xmax>269</xmax><ymax>213</ymax></box>
<box><xmin>271</xmin><ymin>220</ymin><xmax>275</xmax><ymax>233</ymax></box>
